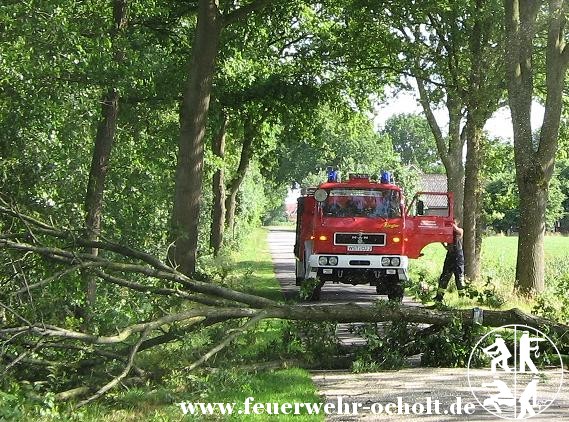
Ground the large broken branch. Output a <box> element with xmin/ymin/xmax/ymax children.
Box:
<box><xmin>3</xmin><ymin>303</ymin><xmax>567</xmax><ymax>343</ymax></box>
<box><xmin>1</xmin><ymin>238</ymin><xmax>277</xmax><ymax>309</ymax></box>
<box><xmin>2</xmin><ymin>202</ymin><xmax>568</xmax><ymax>408</ymax></box>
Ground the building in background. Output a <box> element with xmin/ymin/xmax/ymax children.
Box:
<box><xmin>419</xmin><ymin>173</ymin><xmax>450</xmax><ymax>216</ymax></box>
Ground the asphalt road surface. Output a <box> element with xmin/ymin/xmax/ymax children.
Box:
<box><xmin>266</xmin><ymin>226</ymin><xmax>569</xmax><ymax>421</ymax></box>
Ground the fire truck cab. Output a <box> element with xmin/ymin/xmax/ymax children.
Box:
<box><xmin>294</xmin><ymin>170</ymin><xmax>454</xmax><ymax>301</ymax></box>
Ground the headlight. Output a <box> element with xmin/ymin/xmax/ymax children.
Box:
<box><xmin>390</xmin><ymin>257</ymin><xmax>401</xmax><ymax>266</ymax></box>
<box><xmin>328</xmin><ymin>256</ymin><xmax>338</xmax><ymax>266</ymax></box>
<box><xmin>318</xmin><ymin>256</ymin><xmax>328</xmax><ymax>266</ymax></box>
<box><xmin>381</xmin><ymin>257</ymin><xmax>391</xmax><ymax>266</ymax></box>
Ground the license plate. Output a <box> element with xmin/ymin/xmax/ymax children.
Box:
<box><xmin>347</xmin><ymin>245</ymin><xmax>372</xmax><ymax>252</ymax></box>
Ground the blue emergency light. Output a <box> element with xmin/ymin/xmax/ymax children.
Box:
<box><xmin>380</xmin><ymin>170</ymin><xmax>391</xmax><ymax>184</ymax></box>
<box><xmin>327</xmin><ymin>167</ymin><xmax>339</xmax><ymax>182</ymax></box>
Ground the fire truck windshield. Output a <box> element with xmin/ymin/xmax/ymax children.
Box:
<box><xmin>322</xmin><ymin>189</ymin><xmax>401</xmax><ymax>218</ymax></box>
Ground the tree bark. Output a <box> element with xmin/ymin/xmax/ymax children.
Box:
<box><xmin>463</xmin><ymin>4</ymin><xmax>484</xmax><ymax>281</ymax></box>
<box><xmin>210</xmin><ymin>111</ymin><xmax>228</xmax><ymax>255</ymax></box>
<box><xmin>82</xmin><ymin>0</ymin><xmax>128</xmax><ymax>316</ymax></box>
<box><xmin>505</xmin><ymin>0</ymin><xmax>569</xmax><ymax>294</ymax></box>
<box><xmin>516</xmin><ymin>180</ymin><xmax>547</xmax><ymax>292</ymax></box>
<box><xmin>171</xmin><ymin>0</ymin><xmax>222</xmax><ymax>275</ymax></box>
<box><xmin>84</xmin><ymin>90</ymin><xmax>119</xmax><ymax>312</ymax></box>
<box><xmin>225</xmin><ymin>115</ymin><xmax>257</xmax><ymax>237</ymax></box>
<box><xmin>463</xmin><ymin>122</ymin><xmax>482</xmax><ymax>280</ymax></box>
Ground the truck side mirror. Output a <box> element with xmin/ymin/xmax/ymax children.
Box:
<box><xmin>417</xmin><ymin>200</ymin><xmax>425</xmax><ymax>216</ymax></box>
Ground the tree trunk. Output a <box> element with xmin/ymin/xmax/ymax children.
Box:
<box><xmin>82</xmin><ymin>0</ymin><xmax>127</xmax><ymax>317</ymax></box>
<box><xmin>463</xmin><ymin>122</ymin><xmax>482</xmax><ymax>280</ymax></box>
<box><xmin>505</xmin><ymin>0</ymin><xmax>568</xmax><ymax>294</ymax></box>
<box><xmin>462</xmin><ymin>1</ymin><xmax>485</xmax><ymax>281</ymax></box>
<box><xmin>516</xmin><ymin>179</ymin><xmax>547</xmax><ymax>293</ymax></box>
<box><xmin>171</xmin><ymin>0</ymin><xmax>222</xmax><ymax>275</ymax></box>
<box><xmin>225</xmin><ymin>116</ymin><xmax>255</xmax><ymax>237</ymax></box>
<box><xmin>210</xmin><ymin>111</ymin><xmax>228</xmax><ymax>255</ymax></box>
<box><xmin>83</xmin><ymin>90</ymin><xmax>119</xmax><ymax>310</ymax></box>
<box><xmin>475</xmin><ymin>212</ymin><xmax>483</xmax><ymax>265</ymax></box>
<box><xmin>446</xmin><ymin>163</ymin><xmax>464</xmax><ymax>222</ymax></box>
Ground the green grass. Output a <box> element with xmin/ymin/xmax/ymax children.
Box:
<box><xmin>409</xmin><ymin>234</ymin><xmax>569</xmax><ymax>311</ymax></box>
<box><xmin>229</xmin><ymin>227</ymin><xmax>285</xmax><ymax>302</ymax></box>
<box><xmin>204</xmin><ymin>368</ymin><xmax>325</xmax><ymax>421</ymax></box>
<box><xmin>6</xmin><ymin>228</ymin><xmax>322</xmax><ymax>422</ymax></box>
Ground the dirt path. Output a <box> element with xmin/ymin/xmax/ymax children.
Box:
<box><xmin>266</xmin><ymin>226</ymin><xmax>569</xmax><ymax>421</ymax></box>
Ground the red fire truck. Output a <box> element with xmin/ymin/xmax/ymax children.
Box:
<box><xmin>294</xmin><ymin>170</ymin><xmax>454</xmax><ymax>300</ymax></box>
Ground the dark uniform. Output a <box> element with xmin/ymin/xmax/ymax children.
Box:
<box><xmin>434</xmin><ymin>228</ymin><xmax>465</xmax><ymax>301</ymax></box>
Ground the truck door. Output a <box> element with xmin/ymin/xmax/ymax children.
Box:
<box><xmin>404</xmin><ymin>192</ymin><xmax>454</xmax><ymax>258</ymax></box>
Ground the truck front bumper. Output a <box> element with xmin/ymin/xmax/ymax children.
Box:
<box><xmin>307</xmin><ymin>254</ymin><xmax>409</xmax><ymax>281</ymax></box>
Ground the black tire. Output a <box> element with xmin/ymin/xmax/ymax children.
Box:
<box><xmin>387</xmin><ymin>283</ymin><xmax>404</xmax><ymax>302</ymax></box>
<box><xmin>301</xmin><ymin>279</ymin><xmax>324</xmax><ymax>302</ymax></box>
<box><xmin>308</xmin><ymin>281</ymin><xmax>323</xmax><ymax>301</ymax></box>
<box><xmin>295</xmin><ymin>260</ymin><xmax>304</xmax><ymax>286</ymax></box>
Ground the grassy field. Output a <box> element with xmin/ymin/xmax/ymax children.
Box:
<box><xmin>7</xmin><ymin>228</ymin><xmax>323</xmax><ymax>422</ymax></box>
<box><xmin>409</xmin><ymin>234</ymin><xmax>569</xmax><ymax>311</ymax></box>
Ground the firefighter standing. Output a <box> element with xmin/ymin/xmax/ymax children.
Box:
<box><xmin>434</xmin><ymin>220</ymin><xmax>465</xmax><ymax>301</ymax></box>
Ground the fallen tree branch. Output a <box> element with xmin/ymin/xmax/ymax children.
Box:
<box><xmin>92</xmin><ymin>268</ymin><xmax>237</xmax><ymax>308</ymax></box>
<box><xmin>133</xmin><ymin>316</ymin><xmax>233</xmax><ymax>353</ymax></box>
<box><xmin>76</xmin><ymin>329</ymin><xmax>149</xmax><ymax>408</ymax></box>
<box><xmin>2</xmin><ymin>304</ymin><xmax>567</xmax><ymax>344</ymax></box>
<box><xmin>2</xmin><ymin>204</ymin><xmax>568</xmax><ymax>408</ymax></box>
<box><xmin>1</xmin><ymin>337</ymin><xmax>45</xmax><ymax>376</ymax></box>
<box><xmin>0</xmin><ymin>202</ymin><xmax>171</xmax><ymax>272</ymax></box>
<box><xmin>186</xmin><ymin>311</ymin><xmax>268</xmax><ymax>371</ymax></box>
<box><xmin>11</xmin><ymin>262</ymin><xmax>102</xmax><ymax>296</ymax></box>
<box><xmin>267</xmin><ymin>303</ymin><xmax>569</xmax><ymax>336</ymax></box>
<box><xmin>1</xmin><ymin>239</ymin><xmax>279</xmax><ymax>309</ymax></box>
<box><xmin>0</xmin><ymin>308</ymin><xmax>257</xmax><ymax>344</ymax></box>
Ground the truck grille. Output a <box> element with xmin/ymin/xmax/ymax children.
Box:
<box><xmin>334</xmin><ymin>233</ymin><xmax>386</xmax><ymax>245</ymax></box>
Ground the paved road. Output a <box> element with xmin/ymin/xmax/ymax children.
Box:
<box><xmin>266</xmin><ymin>226</ymin><xmax>569</xmax><ymax>421</ymax></box>
<box><xmin>312</xmin><ymin>368</ymin><xmax>569</xmax><ymax>421</ymax></box>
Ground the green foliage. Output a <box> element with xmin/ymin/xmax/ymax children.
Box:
<box><xmin>282</xmin><ymin>321</ymin><xmax>340</xmax><ymax>367</ymax></box>
<box><xmin>382</xmin><ymin>113</ymin><xmax>443</xmax><ymax>173</ymax></box>
<box><xmin>298</xmin><ymin>278</ymin><xmax>321</xmax><ymax>300</ymax></box>
<box><xmin>482</xmin><ymin>139</ymin><xmax>566</xmax><ymax>232</ymax></box>
<box><xmin>462</xmin><ymin>278</ymin><xmax>507</xmax><ymax>308</ymax></box>
<box><xmin>533</xmin><ymin>273</ymin><xmax>569</xmax><ymax>324</ymax></box>
<box><xmin>276</xmin><ymin>102</ymin><xmax>400</xmax><ymax>187</ymax></box>
<box><xmin>419</xmin><ymin>319</ymin><xmax>486</xmax><ymax>368</ymax></box>
<box><xmin>353</xmin><ymin>321</ymin><xmax>410</xmax><ymax>371</ymax></box>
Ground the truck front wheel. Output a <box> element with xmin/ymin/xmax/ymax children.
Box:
<box><xmin>387</xmin><ymin>283</ymin><xmax>404</xmax><ymax>302</ymax></box>
<box><xmin>295</xmin><ymin>260</ymin><xmax>305</xmax><ymax>286</ymax></box>
<box><xmin>301</xmin><ymin>278</ymin><xmax>324</xmax><ymax>301</ymax></box>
